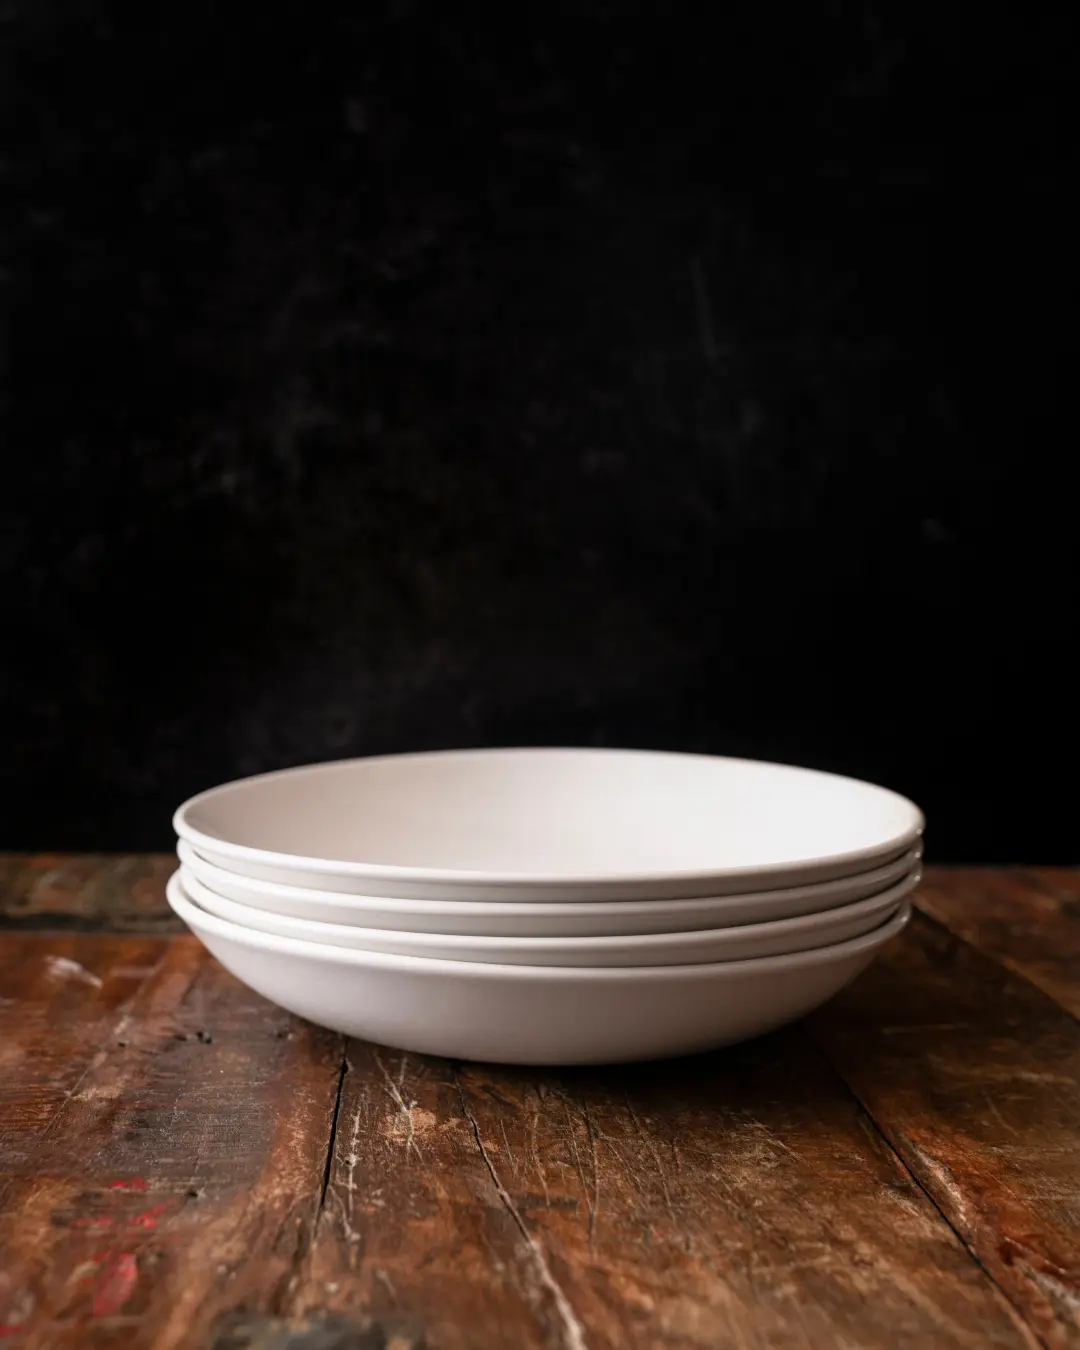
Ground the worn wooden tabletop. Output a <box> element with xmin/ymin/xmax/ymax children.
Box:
<box><xmin>0</xmin><ymin>857</ymin><xmax>1077</xmax><ymax>1350</ymax></box>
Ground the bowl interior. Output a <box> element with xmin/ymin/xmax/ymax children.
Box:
<box><xmin>176</xmin><ymin>748</ymin><xmax>922</xmax><ymax>882</ymax></box>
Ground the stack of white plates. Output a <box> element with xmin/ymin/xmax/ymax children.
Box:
<box><xmin>169</xmin><ymin>748</ymin><xmax>923</xmax><ymax>1064</ymax></box>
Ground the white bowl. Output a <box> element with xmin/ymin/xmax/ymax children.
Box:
<box><xmin>166</xmin><ymin>874</ymin><xmax>910</xmax><ymax>1064</ymax></box>
<box><xmin>178</xmin><ymin>866</ymin><xmax>918</xmax><ymax>966</ymax></box>
<box><xmin>174</xmin><ymin>748</ymin><xmax>923</xmax><ymax>901</ymax></box>
<box><xmin>177</xmin><ymin>838</ymin><xmax>920</xmax><ymax>936</ymax></box>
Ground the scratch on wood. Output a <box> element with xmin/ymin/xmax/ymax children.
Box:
<box><xmin>374</xmin><ymin>1266</ymin><xmax>398</xmax><ymax>1305</ymax></box>
<box><xmin>581</xmin><ymin>1101</ymin><xmax>601</xmax><ymax>1255</ymax></box>
<box><xmin>10</xmin><ymin>947</ymin><xmax>171</xmax><ymax>1170</ymax></box>
<box><xmin>527</xmin><ymin>1095</ymin><xmax>550</xmax><ymax>1209</ymax></box>
<box><xmin>983</xmin><ymin>1095</ymin><xmax>1021</xmax><ymax>1140</ymax></box>
<box><xmin>624</xmin><ymin>1096</ymin><xmax>681</xmax><ymax>1237</ymax></box>
<box><xmin>457</xmin><ymin>1078</ymin><xmax>589</xmax><ymax>1350</ymax></box>
<box><xmin>44</xmin><ymin>955</ymin><xmax>103</xmax><ymax>988</ymax></box>
<box><xmin>1020</xmin><ymin>1261</ymin><xmax>1080</xmax><ymax>1318</ymax></box>
<box><xmin>559</xmin><ymin>1098</ymin><xmax>590</xmax><ymax>1229</ymax></box>
<box><xmin>329</xmin><ymin>1186</ymin><xmax>361</xmax><ymax>1248</ymax></box>
<box><xmin>324</xmin><ymin>1089</ymin><xmax>365</xmax><ymax>1257</ymax></box>
<box><xmin>809</xmin><ymin>1026</ymin><xmax>1054</xmax><ymax>1346</ymax></box>
<box><xmin>894</xmin><ymin>1136</ymin><xmax>976</xmax><ymax>1240</ymax></box>
<box><xmin>498</xmin><ymin>1115</ymin><xmax>518</xmax><ymax>1178</ymax></box>
<box><xmin>374</xmin><ymin>1051</ymin><xmax>423</xmax><ymax>1161</ymax></box>
<box><xmin>584</xmin><ymin>1131</ymin><xmax>648</xmax><ymax>1211</ymax></box>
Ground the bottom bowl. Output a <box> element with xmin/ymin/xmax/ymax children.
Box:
<box><xmin>167</xmin><ymin>876</ymin><xmax>910</xmax><ymax>1065</ymax></box>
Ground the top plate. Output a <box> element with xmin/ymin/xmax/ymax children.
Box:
<box><xmin>174</xmin><ymin>748</ymin><xmax>924</xmax><ymax>901</ymax></box>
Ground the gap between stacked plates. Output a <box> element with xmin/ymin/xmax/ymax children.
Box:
<box><xmin>166</xmin><ymin>874</ymin><xmax>912</xmax><ymax>1064</ymax></box>
<box><xmin>176</xmin><ymin>865</ymin><xmax>920</xmax><ymax>966</ymax></box>
<box><xmin>176</xmin><ymin>837</ymin><xmax>920</xmax><ymax>936</ymax></box>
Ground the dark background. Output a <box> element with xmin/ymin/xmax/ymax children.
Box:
<box><xmin>4</xmin><ymin>4</ymin><xmax>1075</xmax><ymax>859</ymax></box>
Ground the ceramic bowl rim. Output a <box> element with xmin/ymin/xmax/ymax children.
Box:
<box><xmin>174</xmin><ymin>747</ymin><xmax>925</xmax><ymax>892</ymax></box>
<box><xmin>176</xmin><ymin>837</ymin><xmax>922</xmax><ymax>916</ymax></box>
<box><xmin>178</xmin><ymin>864</ymin><xmax>920</xmax><ymax>955</ymax></box>
<box><xmin>167</xmin><ymin>872</ymin><xmax>912</xmax><ymax>982</ymax></box>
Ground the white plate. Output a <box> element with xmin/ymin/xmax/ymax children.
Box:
<box><xmin>167</xmin><ymin>875</ymin><xmax>910</xmax><ymax>1064</ymax></box>
<box><xmin>177</xmin><ymin>839</ymin><xmax>920</xmax><ymax>936</ymax></box>
<box><xmin>174</xmin><ymin>748</ymin><xmax>923</xmax><ymax>900</ymax></box>
<box><xmin>178</xmin><ymin>866</ymin><xmax>918</xmax><ymax>965</ymax></box>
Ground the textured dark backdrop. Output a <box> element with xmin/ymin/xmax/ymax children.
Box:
<box><xmin>4</xmin><ymin>5</ymin><xmax>1075</xmax><ymax>858</ymax></box>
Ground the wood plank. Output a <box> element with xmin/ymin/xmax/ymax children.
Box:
<box><xmin>1025</xmin><ymin>869</ymin><xmax>1080</xmax><ymax>897</ymax></box>
<box><xmin>0</xmin><ymin>934</ymin><xmax>343</xmax><ymax>1349</ymax></box>
<box><xmin>2</xmin><ymin>863</ymin><xmax>1073</xmax><ymax>1346</ymax></box>
<box><xmin>917</xmin><ymin>867</ymin><xmax>1080</xmax><ymax>1020</ymax></box>
<box><xmin>0</xmin><ymin>855</ymin><xmax>179</xmax><ymax>934</ymax></box>
<box><xmin>0</xmin><ymin>935</ymin><xmax>169</xmax><ymax>1183</ymax></box>
<box><xmin>286</xmin><ymin>1033</ymin><xmax>1037</xmax><ymax>1349</ymax></box>
<box><xmin>810</xmin><ymin>910</ymin><xmax>1080</xmax><ymax>1350</ymax></box>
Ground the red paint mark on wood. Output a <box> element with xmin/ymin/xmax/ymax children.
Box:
<box><xmin>71</xmin><ymin>1216</ymin><xmax>113</xmax><ymax>1229</ymax></box>
<box><xmin>108</xmin><ymin>1177</ymin><xmax>148</xmax><ymax>1192</ymax></box>
<box><xmin>0</xmin><ymin>1325</ymin><xmax>24</xmax><ymax>1337</ymax></box>
<box><xmin>91</xmin><ymin>1253</ymin><xmax>137</xmax><ymax>1317</ymax></box>
<box><xmin>131</xmin><ymin>1201</ymin><xmax>173</xmax><ymax>1230</ymax></box>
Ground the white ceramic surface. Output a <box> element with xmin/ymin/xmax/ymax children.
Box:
<box><xmin>179</xmin><ymin>866</ymin><xmax>918</xmax><ymax>965</ymax></box>
<box><xmin>177</xmin><ymin>839</ymin><xmax>920</xmax><ymax>936</ymax></box>
<box><xmin>166</xmin><ymin>874</ymin><xmax>910</xmax><ymax>1064</ymax></box>
<box><xmin>174</xmin><ymin>748</ymin><xmax>923</xmax><ymax>900</ymax></box>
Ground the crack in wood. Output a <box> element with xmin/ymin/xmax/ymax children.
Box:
<box><xmin>5</xmin><ymin>864</ymin><xmax>1077</xmax><ymax>1349</ymax></box>
<box><xmin>803</xmin><ymin>1030</ymin><xmax>1050</xmax><ymax>1350</ymax></box>
<box><xmin>917</xmin><ymin>873</ymin><xmax>1080</xmax><ymax>1026</ymax></box>
<box><xmin>268</xmin><ymin>1036</ymin><xmax>355</xmax><ymax>1320</ymax></box>
<box><xmin>319</xmin><ymin>1049</ymin><xmax>351</xmax><ymax>1214</ymax></box>
<box><xmin>455</xmin><ymin>1073</ymin><xmax>590</xmax><ymax>1350</ymax></box>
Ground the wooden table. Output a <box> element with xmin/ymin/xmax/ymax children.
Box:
<box><xmin>1</xmin><ymin>858</ymin><xmax>1077</xmax><ymax>1350</ymax></box>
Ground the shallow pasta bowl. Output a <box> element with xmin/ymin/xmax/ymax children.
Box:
<box><xmin>174</xmin><ymin>748</ymin><xmax>923</xmax><ymax>902</ymax></box>
<box><xmin>167</xmin><ymin>874</ymin><xmax>911</xmax><ymax>1064</ymax></box>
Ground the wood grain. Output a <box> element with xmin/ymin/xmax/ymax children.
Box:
<box><xmin>1</xmin><ymin>862</ymin><xmax>1077</xmax><ymax>1348</ymax></box>
<box><xmin>916</xmin><ymin>868</ymin><xmax>1080</xmax><ymax>1020</ymax></box>
<box><xmin>0</xmin><ymin>934</ymin><xmax>343</xmax><ymax>1349</ymax></box>
<box><xmin>811</xmin><ymin>910</ymin><xmax>1080</xmax><ymax>1350</ymax></box>
<box><xmin>286</xmin><ymin>1035</ymin><xmax>1037</xmax><ymax>1349</ymax></box>
<box><xmin>0</xmin><ymin>855</ymin><xmax>179</xmax><ymax>934</ymax></box>
<box><xmin>0</xmin><ymin>935</ymin><xmax>168</xmax><ymax>1184</ymax></box>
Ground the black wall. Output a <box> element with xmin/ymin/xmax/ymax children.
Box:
<box><xmin>5</xmin><ymin>5</ymin><xmax>1075</xmax><ymax>859</ymax></box>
